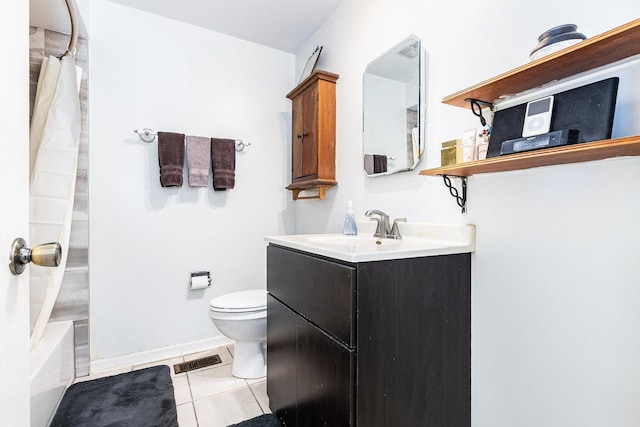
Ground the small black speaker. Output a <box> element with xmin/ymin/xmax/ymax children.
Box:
<box><xmin>487</xmin><ymin>77</ymin><xmax>619</xmax><ymax>158</ymax></box>
<box><xmin>550</xmin><ymin>77</ymin><xmax>619</xmax><ymax>143</ymax></box>
<box><xmin>487</xmin><ymin>104</ymin><xmax>526</xmax><ymax>158</ymax></box>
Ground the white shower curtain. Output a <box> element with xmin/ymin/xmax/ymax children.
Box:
<box><xmin>29</xmin><ymin>54</ymin><xmax>82</xmax><ymax>348</ymax></box>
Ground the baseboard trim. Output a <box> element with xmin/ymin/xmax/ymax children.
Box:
<box><xmin>89</xmin><ymin>335</ymin><xmax>234</xmax><ymax>374</ymax></box>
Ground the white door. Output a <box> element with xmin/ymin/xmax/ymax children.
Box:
<box><xmin>0</xmin><ymin>1</ymin><xmax>32</xmax><ymax>425</ymax></box>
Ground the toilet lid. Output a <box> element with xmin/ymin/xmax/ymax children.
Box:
<box><xmin>209</xmin><ymin>289</ymin><xmax>267</xmax><ymax>312</ymax></box>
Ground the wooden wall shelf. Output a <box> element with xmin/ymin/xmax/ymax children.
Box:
<box><xmin>421</xmin><ymin>18</ymin><xmax>640</xmax><ymax>212</ymax></box>
<box><xmin>442</xmin><ymin>19</ymin><xmax>640</xmax><ymax>108</ymax></box>
<box><xmin>420</xmin><ymin>17</ymin><xmax>640</xmax><ymax>213</ymax></box>
<box><xmin>419</xmin><ymin>136</ymin><xmax>640</xmax><ymax>177</ymax></box>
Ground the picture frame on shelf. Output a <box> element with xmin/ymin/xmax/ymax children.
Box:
<box><xmin>299</xmin><ymin>46</ymin><xmax>323</xmax><ymax>83</ymax></box>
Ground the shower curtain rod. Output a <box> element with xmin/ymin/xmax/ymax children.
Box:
<box><xmin>62</xmin><ymin>0</ymin><xmax>78</xmax><ymax>57</ymax></box>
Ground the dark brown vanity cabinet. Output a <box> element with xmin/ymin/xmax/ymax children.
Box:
<box><xmin>266</xmin><ymin>244</ymin><xmax>471</xmax><ymax>427</ymax></box>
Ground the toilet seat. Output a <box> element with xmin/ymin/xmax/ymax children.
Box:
<box><xmin>209</xmin><ymin>289</ymin><xmax>266</xmax><ymax>313</ymax></box>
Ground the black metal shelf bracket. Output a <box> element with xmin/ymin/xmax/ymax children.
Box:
<box><xmin>464</xmin><ymin>98</ymin><xmax>494</xmax><ymax>109</ymax></box>
<box><xmin>464</xmin><ymin>98</ymin><xmax>494</xmax><ymax>128</ymax></box>
<box><xmin>442</xmin><ymin>175</ymin><xmax>467</xmax><ymax>214</ymax></box>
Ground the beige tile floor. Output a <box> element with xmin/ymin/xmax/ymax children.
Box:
<box><xmin>74</xmin><ymin>344</ymin><xmax>269</xmax><ymax>427</ymax></box>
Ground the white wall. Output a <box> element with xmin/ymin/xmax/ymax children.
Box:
<box><xmin>294</xmin><ymin>0</ymin><xmax>640</xmax><ymax>425</ymax></box>
<box><xmin>89</xmin><ymin>0</ymin><xmax>294</xmax><ymax>363</ymax></box>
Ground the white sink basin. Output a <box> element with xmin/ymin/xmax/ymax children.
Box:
<box><xmin>265</xmin><ymin>222</ymin><xmax>475</xmax><ymax>262</ymax></box>
<box><xmin>306</xmin><ymin>235</ymin><xmax>402</xmax><ymax>249</ymax></box>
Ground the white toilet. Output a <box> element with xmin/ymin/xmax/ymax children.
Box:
<box><xmin>208</xmin><ymin>289</ymin><xmax>267</xmax><ymax>379</ymax></box>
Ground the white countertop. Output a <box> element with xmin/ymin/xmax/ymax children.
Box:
<box><xmin>265</xmin><ymin>222</ymin><xmax>475</xmax><ymax>263</ymax></box>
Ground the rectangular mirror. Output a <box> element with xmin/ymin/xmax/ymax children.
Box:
<box><xmin>363</xmin><ymin>35</ymin><xmax>426</xmax><ymax>176</ymax></box>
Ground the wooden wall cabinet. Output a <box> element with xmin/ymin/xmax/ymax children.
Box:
<box><xmin>286</xmin><ymin>70</ymin><xmax>339</xmax><ymax>200</ymax></box>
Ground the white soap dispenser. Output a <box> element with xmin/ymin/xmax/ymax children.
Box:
<box><xmin>343</xmin><ymin>201</ymin><xmax>358</xmax><ymax>236</ymax></box>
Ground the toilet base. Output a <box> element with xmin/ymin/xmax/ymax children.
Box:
<box><xmin>232</xmin><ymin>340</ymin><xmax>266</xmax><ymax>379</ymax></box>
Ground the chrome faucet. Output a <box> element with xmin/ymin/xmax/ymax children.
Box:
<box><xmin>364</xmin><ymin>210</ymin><xmax>390</xmax><ymax>238</ymax></box>
<box><xmin>365</xmin><ymin>210</ymin><xmax>407</xmax><ymax>239</ymax></box>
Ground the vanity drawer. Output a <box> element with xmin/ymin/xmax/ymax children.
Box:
<box><xmin>267</xmin><ymin>245</ymin><xmax>356</xmax><ymax>347</ymax></box>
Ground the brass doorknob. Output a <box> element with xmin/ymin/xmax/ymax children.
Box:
<box><xmin>9</xmin><ymin>238</ymin><xmax>62</xmax><ymax>275</ymax></box>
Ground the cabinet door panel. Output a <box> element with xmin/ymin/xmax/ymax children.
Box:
<box><xmin>267</xmin><ymin>246</ymin><xmax>356</xmax><ymax>347</ymax></box>
<box><xmin>291</xmin><ymin>94</ymin><xmax>304</xmax><ymax>180</ymax></box>
<box><xmin>267</xmin><ymin>295</ymin><xmax>297</xmax><ymax>426</ymax></box>
<box><xmin>300</xmin><ymin>85</ymin><xmax>318</xmax><ymax>179</ymax></box>
<box><xmin>356</xmin><ymin>254</ymin><xmax>471</xmax><ymax>427</ymax></box>
<box><xmin>297</xmin><ymin>318</ymin><xmax>355</xmax><ymax>427</ymax></box>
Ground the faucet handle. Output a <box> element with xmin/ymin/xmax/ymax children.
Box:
<box><xmin>388</xmin><ymin>218</ymin><xmax>407</xmax><ymax>239</ymax></box>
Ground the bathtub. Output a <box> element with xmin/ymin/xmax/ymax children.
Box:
<box><xmin>30</xmin><ymin>320</ymin><xmax>75</xmax><ymax>427</ymax></box>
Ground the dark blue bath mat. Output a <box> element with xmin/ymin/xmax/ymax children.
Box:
<box><xmin>50</xmin><ymin>365</ymin><xmax>178</xmax><ymax>427</ymax></box>
<box><xmin>228</xmin><ymin>414</ymin><xmax>283</xmax><ymax>427</ymax></box>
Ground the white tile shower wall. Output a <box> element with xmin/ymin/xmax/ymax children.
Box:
<box><xmin>88</xmin><ymin>1</ymin><xmax>294</xmax><ymax>364</ymax></box>
<box><xmin>294</xmin><ymin>1</ymin><xmax>640</xmax><ymax>426</ymax></box>
<box><xmin>29</xmin><ymin>26</ymin><xmax>90</xmax><ymax>376</ymax></box>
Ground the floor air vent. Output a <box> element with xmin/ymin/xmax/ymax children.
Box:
<box><xmin>173</xmin><ymin>354</ymin><xmax>222</xmax><ymax>374</ymax></box>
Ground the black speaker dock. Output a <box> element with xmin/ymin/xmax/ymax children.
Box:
<box><xmin>487</xmin><ymin>77</ymin><xmax>619</xmax><ymax>158</ymax></box>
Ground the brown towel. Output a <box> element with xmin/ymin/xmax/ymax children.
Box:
<box><xmin>158</xmin><ymin>132</ymin><xmax>185</xmax><ymax>187</ymax></box>
<box><xmin>373</xmin><ymin>154</ymin><xmax>387</xmax><ymax>173</ymax></box>
<box><xmin>364</xmin><ymin>154</ymin><xmax>374</xmax><ymax>174</ymax></box>
<box><xmin>211</xmin><ymin>138</ymin><xmax>236</xmax><ymax>191</ymax></box>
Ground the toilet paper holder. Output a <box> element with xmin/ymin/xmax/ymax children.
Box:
<box><xmin>190</xmin><ymin>271</ymin><xmax>211</xmax><ymax>289</ymax></box>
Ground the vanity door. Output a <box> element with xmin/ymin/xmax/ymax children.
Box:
<box><xmin>296</xmin><ymin>317</ymin><xmax>355</xmax><ymax>427</ymax></box>
<box><xmin>356</xmin><ymin>254</ymin><xmax>471</xmax><ymax>427</ymax></box>
<box><xmin>267</xmin><ymin>295</ymin><xmax>297</xmax><ymax>426</ymax></box>
<box><xmin>267</xmin><ymin>245</ymin><xmax>356</xmax><ymax>426</ymax></box>
<box><xmin>267</xmin><ymin>294</ymin><xmax>355</xmax><ymax>426</ymax></box>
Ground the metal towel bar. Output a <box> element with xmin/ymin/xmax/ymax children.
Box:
<box><xmin>134</xmin><ymin>128</ymin><xmax>251</xmax><ymax>152</ymax></box>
